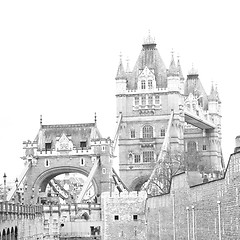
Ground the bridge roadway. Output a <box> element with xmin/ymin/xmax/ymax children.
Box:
<box><xmin>0</xmin><ymin>201</ymin><xmax>102</xmax><ymax>240</ymax></box>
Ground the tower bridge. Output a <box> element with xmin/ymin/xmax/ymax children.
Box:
<box><xmin>0</xmin><ymin>34</ymin><xmax>223</xmax><ymax>240</ymax></box>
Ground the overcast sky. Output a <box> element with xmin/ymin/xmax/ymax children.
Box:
<box><xmin>0</xmin><ymin>0</ymin><xmax>239</xmax><ymax>182</ymax></box>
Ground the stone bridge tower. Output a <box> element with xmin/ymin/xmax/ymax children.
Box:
<box><xmin>115</xmin><ymin>34</ymin><xmax>223</xmax><ymax>191</ymax></box>
<box><xmin>21</xmin><ymin>119</ymin><xmax>113</xmax><ymax>204</ymax></box>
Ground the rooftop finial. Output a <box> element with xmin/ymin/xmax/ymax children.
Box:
<box><xmin>143</xmin><ymin>30</ymin><xmax>155</xmax><ymax>45</ymax></box>
<box><xmin>94</xmin><ymin>112</ymin><xmax>97</xmax><ymax>124</ymax></box>
<box><xmin>126</xmin><ymin>57</ymin><xmax>131</xmax><ymax>73</ymax></box>
<box><xmin>40</xmin><ymin>115</ymin><xmax>42</xmax><ymax>127</ymax></box>
<box><xmin>119</xmin><ymin>52</ymin><xmax>122</xmax><ymax>61</ymax></box>
<box><xmin>188</xmin><ymin>63</ymin><xmax>198</xmax><ymax>75</ymax></box>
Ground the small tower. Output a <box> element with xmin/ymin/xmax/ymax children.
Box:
<box><xmin>115</xmin><ymin>34</ymin><xmax>185</xmax><ymax>190</ymax></box>
<box><xmin>115</xmin><ymin>54</ymin><xmax>127</xmax><ymax>95</ymax></box>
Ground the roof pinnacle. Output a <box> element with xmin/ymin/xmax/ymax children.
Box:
<box><xmin>126</xmin><ymin>57</ymin><xmax>131</xmax><ymax>73</ymax></box>
<box><xmin>40</xmin><ymin>115</ymin><xmax>42</xmax><ymax>128</ymax></box>
<box><xmin>94</xmin><ymin>112</ymin><xmax>97</xmax><ymax>124</ymax></box>
<box><xmin>167</xmin><ymin>49</ymin><xmax>178</xmax><ymax>76</ymax></box>
<box><xmin>115</xmin><ymin>52</ymin><xmax>127</xmax><ymax>80</ymax></box>
<box><xmin>177</xmin><ymin>55</ymin><xmax>184</xmax><ymax>80</ymax></box>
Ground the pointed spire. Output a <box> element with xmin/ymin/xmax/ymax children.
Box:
<box><xmin>209</xmin><ymin>82</ymin><xmax>219</xmax><ymax>102</ymax></box>
<box><xmin>126</xmin><ymin>57</ymin><xmax>131</xmax><ymax>73</ymax></box>
<box><xmin>177</xmin><ymin>55</ymin><xmax>184</xmax><ymax>80</ymax></box>
<box><xmin>115</xmin><ymin>53</ymin><xmax>127</xmax><ymax>80</ymax></box>
<box><xmin>215</xmin><ymin>83</ymin><xmax>221</xmax><ymax>103</ymax></box>
<box><xmin>167</xmin><ymin>50</ymin><xmax>178</xmax><ymax>76</ymax></box>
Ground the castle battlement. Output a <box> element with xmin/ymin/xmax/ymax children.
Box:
<box><xmin>101</xmin><ymin>190</ymin><xmax>147</xmax><ymax>199</ymax></box>
<box><xmin>91</xmin><ymin>138</ymin><xmax>112</xmax><ymax>145</ymax></box>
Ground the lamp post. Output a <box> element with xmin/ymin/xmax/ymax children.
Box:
<box><xmin>3</xmin><ymin>173</ymin><xmax>7</xmax><ymax>202</ymax></box>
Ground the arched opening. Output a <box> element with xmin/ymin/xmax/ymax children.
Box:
<box><xmin>34</xmin><ymin>167</ymin><xmax>99</xmax><ymax>205</ymax></box>
<box><xmin>10</xmin><ymin>227</ymin><xmax>14</xmax><ymax>240</ymax></box>
<box><xmin>130</xmin><ymin>175</ymin><xmax>150</xmax><ymax>191</ymax></box>
<box><xmin>14</xmin><ymin>226</ymin><xmax>18</xmax><ymax>240</ymax></box>
<box><xmin>2</xmin><ymin>229</ymin><xmax>6</xmax><ymax>240</ymax></box>
<box><xmin>6</xmin><ymin>228</ymin><xmax>10</xmax><ymax>240</ymax></box>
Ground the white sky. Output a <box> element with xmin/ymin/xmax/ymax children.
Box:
<box><xmin>0</xmin><ymin>0</ymin><xmax>239</xmax><ymax>182</ymax></box>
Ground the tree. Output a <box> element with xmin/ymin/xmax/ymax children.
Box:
<box><xmin>146</xmin><ymin>149</ymin><xmax>205</xmax><ymax>196</ymax></box>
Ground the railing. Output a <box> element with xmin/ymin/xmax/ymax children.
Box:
<box><xmin>0</xmin><ymin>201</ymin><xmax>43</xmax><ymax>221</ymax></box>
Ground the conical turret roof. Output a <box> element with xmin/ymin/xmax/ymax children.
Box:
<box><xmin>167</xmin><ymin>52</ymin><xmax>178</xmax><ymax>76</ymax></box>
<box><xmin>127</xmin><ymin>35</ymin><xmax>167</xmax><ymax>89</ymax></box>
<box><xmin>209</xmin><ymin>83</ymin><xmax>220</xmax><ymax>102</ymax></box>
<box><xmin>115</xmin><ymin>57</ymin><xmax>127</xmax><ymax>80</ymax></box>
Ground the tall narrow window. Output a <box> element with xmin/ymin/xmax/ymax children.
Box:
<box><xmin>45</xmin><ymin>159</ymin><xmax>50</xmax><ymax>167</ymax></box>
<box><xmin>148</xmin><ymin>95</ymin><xmax>153</xmax><ymax>105</ymax></box>
<box><xmin>148</xmin><ymin>80</ymin><xmax>152</xmax><ymax>89</ymax></box>
<box><xmin>141</xmin><ymin>80</ymin><xmax>146</xmax><ymax>89</ymax></box>
<box><xmin>160</xmin><ymin>129</ymin><xmax>165</xmax><ymax>137</ymax></box>
<box><xmin>155</xmin><ymin>95</ymin><xmax>160</xmax><ymax>105</ymax></box>
<box><xmin>134</xmin><ymin>154</ymin><xmax>141</xmax><ymax>163</ymax></box>
<box><xmin>142</xmin><ymin>125</ymin><xmax>153</xmax><ymax>138</ymax></box>
<box><xmin>143</xmin><ymin>151</ymin><xmax>154</xmax><ymax>163</ymax></box>
<box><xmin>135</xmin><ymin>96</ymin><xmax>139</xmax><ymax>106</ymax></box>
<box><xmin>141</xmin><ymin>95</ymin><xmax>146</xmax><ymax>105</ymax></box>
<box><xmin>130</xmin><ymin>129</ymin><xmax>135</xmax><ymax>138</ymax></box>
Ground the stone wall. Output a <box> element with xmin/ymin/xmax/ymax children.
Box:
<box><xmin>146</xmin><ymin>150</ymin><xmax>240</xmax><ymax>240</ymax></box>
<box><xmin>101</xmin><ymin>191</ymin><xmax>147</xmax><ymax>240</ymax></box>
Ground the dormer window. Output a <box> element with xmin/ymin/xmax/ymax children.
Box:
<box><xmin>148</xmin><ymin>80</ymin><xmax>152</xmax><ymax>89</ymax></box>
<box><xmin>141</xmin><ymin>80</ymin><xmax>146</xmax><ymax>89</ymax></box>
<box><xmin>45</xmin><ymin>142</ymin><xmax>52</xmax><ymax>150</ymax></box>
<box><xmin>80</xmin><ymin>141</ymin><xmax>87</xmax><ymax>149</ymax></box>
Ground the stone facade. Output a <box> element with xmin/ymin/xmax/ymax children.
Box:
<box><xmin>115</xmin><ymin>36</ymin><xmax>223</xmax><ymax>191</ymax></box>
<box><xmin>145</xmin><ymin>149</ymin><xmax>240</xmax><ymax>239</ymax></box>
<box><xmin>101</xmin><ymin>191</ymin><xmax>147</xmax><ymax>240</ymax></box>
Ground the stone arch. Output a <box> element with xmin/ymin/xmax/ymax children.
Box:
<box><xmin>10</xmin><ymin>227</ymin><xmax>14</xmax><ymax>240</ymax></box>
<box><xmin>32</xmin><ymin>166</ymin><xmax>100</xmax><ymax>204</ymax></box>
<box><xmin>6</xmin><ymin>228</ymin><xmax>10</xmax><ymax>240</ymax></box>
<box><xmin>130</xmin><ymin>175</ymin><xmax>150</xmax><ymax>191</ymax></box>
<box><xmin>14</xmin><ymin>227</ymin><xmax>18</xmax><ymax>240</ymax></box>
<box><xmin>2</xmin><ymin>229</ymin><xmax>6</xmax><ymax>240</ymax></box>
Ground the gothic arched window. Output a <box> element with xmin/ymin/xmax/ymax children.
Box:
<box><xmin>142</xmin><ymin>125</ymin><xmax>153</xmax><ymax>139</ymax></box>
<box><xmin>187</xmin><ymin>141</ymin><xmax>197</xmax><ymax>153</ymax></box>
